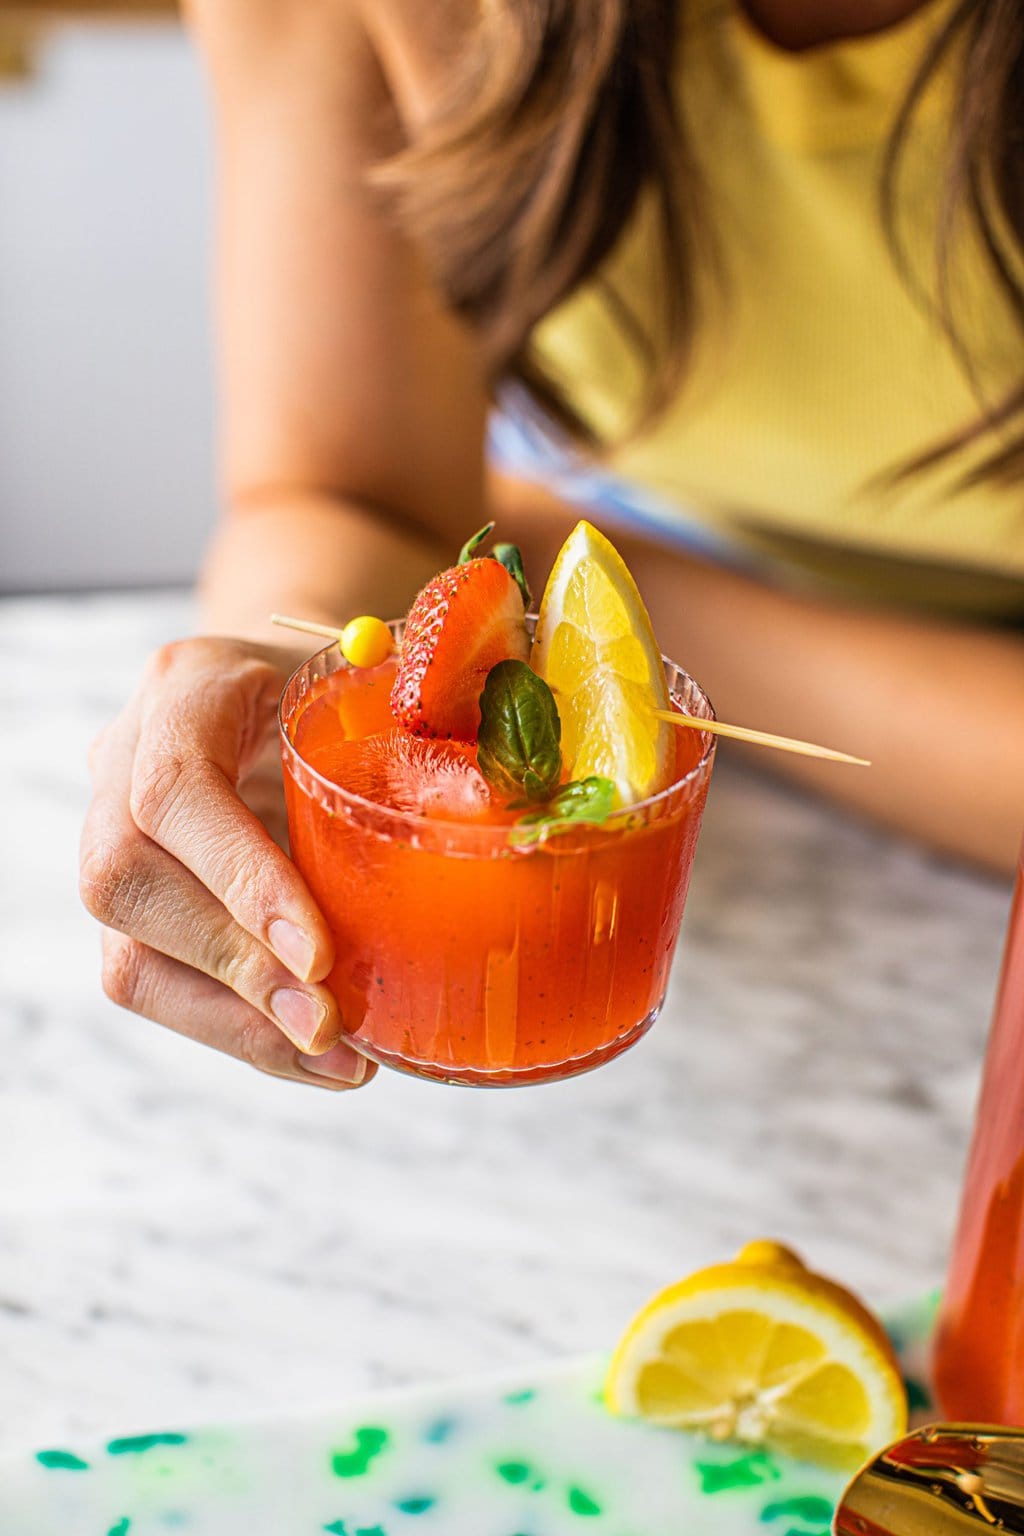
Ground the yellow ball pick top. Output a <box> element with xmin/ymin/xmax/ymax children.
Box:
<box><xmin>340</xmin><ymin>615</ymin><xmax>393</xmax><ymax>669</ymax></box>
<box><xmin>605</xmin><ymin>1240</ymin><xmax>907</xmax><ymax>1474</ymax></box>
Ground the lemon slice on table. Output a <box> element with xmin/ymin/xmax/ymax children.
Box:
<box><xmin>605</xmin><ymin>1241</ymin><xmax>907</xmax><ymax>1474</ymax></box>
<box><xmin>532</xmin><ymin>520</ymin><xmax>674</xmax><ymax>807</ymax></box>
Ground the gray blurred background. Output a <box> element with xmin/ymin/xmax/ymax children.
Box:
<box><xmin>0</xmin><ymin>15</ymin><xmax>215</xmax><ymax>591</ymax></box>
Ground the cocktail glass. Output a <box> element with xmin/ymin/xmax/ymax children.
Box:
<box><xmin>278</xmin><ymin>620</ymin><xmax>715</xmax><ymax>1086</ymax></box>
<box><xmin>933</xmin><ymin>833</ymin><xmax>1024</xmax><ymax>1423</ymax></box>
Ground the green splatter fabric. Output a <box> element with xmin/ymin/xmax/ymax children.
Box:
<box><xmin>5</xmin><ymin>1296</ymin><xmax>937</xmax><ymax>1536</ymax></box>
<box><xmin>107</xmin><ymin>1433</ymin><xmax>188</xmax><ymax>1457</ymax></box>
<box><xmin>35</xmin><ymin>1449</ymin><xmax>90</xmax><ymax>1472</ymax></box>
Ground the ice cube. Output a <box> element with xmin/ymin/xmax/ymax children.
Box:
<box><xmin>312</xmin><ymin>729</ymin><xmax>493</xmax><ymax>821</ymax></box>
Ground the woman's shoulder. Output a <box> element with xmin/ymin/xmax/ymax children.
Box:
<box><xmin>356</xmin><ymin>0</ymin><xmax>478</xmax><ymax>128</ymax></box>
<box><xmin>184</xmin><ymin>0</ymin><xmax>475</xmax><ymax>128</ymax></box>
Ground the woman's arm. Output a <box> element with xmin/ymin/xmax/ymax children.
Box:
<box><xmin>186</xmin><ymin>0</ymin><xmax>489</xmax><ymax>639</ymax></box>
<box><xmin>628</xmin><ymin>522</ymin><xmax>1024</xmax><ymax>877</ymax></box>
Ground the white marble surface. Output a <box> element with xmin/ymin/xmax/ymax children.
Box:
<box><xmin>0</xmin><ymin>590</ymin><xmax>1013</xmax><ymax>1458</ymax></box>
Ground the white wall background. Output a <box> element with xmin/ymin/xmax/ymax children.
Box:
<box><xmin>0</xmin><ymin>23</ymin><xmax>216</xmax><ymax>591</ymax></box>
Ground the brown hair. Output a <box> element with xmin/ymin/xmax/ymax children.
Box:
<box><xmin>379</xmin><ymin>0</ymin><xmax>1024</xmax><ymax>482</ymax></box>
<box><xmin>884</xmin><ymin>0</ymin><xmax>1024</xmax><ymax>485</ymax></box>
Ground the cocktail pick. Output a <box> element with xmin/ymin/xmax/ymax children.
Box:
<box><xmin>271</xmin><ymin>614</ymin><xmax>355</xmax><ymax>645</ymax></box>
<box><xmin>833</xmin><ymin>1423</ymin><xmax>1024</xmax><ymax>1534</ymax></box>
<box><xmin>652</xmin><ymin>709</ymin><xmax>870</xmax><ymax>767</ymax></box>
<box><xmin>270</xmin><ymin>614</ymin><xmax>870</xmax><ymax>768</ymax></box>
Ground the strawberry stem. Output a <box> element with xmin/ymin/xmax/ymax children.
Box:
<box><xmin>458</xmin><ymin>523</ymin><xmax>532</xmax><ymax>607</ymax></box>
<box><xmin>458</xmin><ymin>522</ymin><xmax>496</xmax><ymax>564</ymax></box>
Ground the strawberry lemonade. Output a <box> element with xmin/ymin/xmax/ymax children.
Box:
<box><xmin>279</xmin><ymin>523</ymin><xmax>715</xmax><ymax>1085</ymax></box>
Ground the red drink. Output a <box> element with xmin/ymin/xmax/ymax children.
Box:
<box><xmin>933</xmin><ymin>835</ymin><xmax>1024</xmax><ymax>1422</ymax></box>
<box><xmin>279</xmin><ymin>634</ymin><xmax>714</xmax><ymax>1086</ymax></box>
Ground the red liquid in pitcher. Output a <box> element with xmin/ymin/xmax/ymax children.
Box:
<box><xmin>933</xmin><ymin>843</ymin><xmax>1024</xmax><ymax>1422</ymax></box>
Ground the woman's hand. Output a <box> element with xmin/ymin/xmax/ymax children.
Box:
<box><xmin>80</xmin><ymin>637</ymin><xmax>374</xmax><ymax>1090</ymax></box>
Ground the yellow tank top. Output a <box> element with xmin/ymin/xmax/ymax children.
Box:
<box><xmin>531</xmin><ymin>0</ymin><xmax>1024</xmax><ymax>617</ymax></box>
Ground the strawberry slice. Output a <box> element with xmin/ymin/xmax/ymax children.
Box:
<box><xmin>391</xmin><ymin>558</ymin><xmax>529</xmax><ymax>740</ymax></box>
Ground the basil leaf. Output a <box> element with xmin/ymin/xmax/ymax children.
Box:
<box><xmin>490</xmin><ymin>542</ymin><xmax>532</xmax><ymax>609</ymax></box>
<box><xmin>477</xmin><ymin>660</ymin><xmax>562</xmax><ymax>803</ymax></box>
<box><xmin>509</xmin><ymin>777</ymin><xmax>617</xmax><ymax>848</ymax></box>
<box><xmin>458</xmin><ymin>522</ymin><xmax>496</xmax><ymax>564</ymax></box>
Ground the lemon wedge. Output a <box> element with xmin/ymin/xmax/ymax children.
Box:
<box><xmin>532</xmin><ymin>520</ymin><xmax>673</xmax><ymax>807</ymax></box>
<box><xmin>605</xmin><ymin>1241</ymin><xmax>907</xmax><ymax>1473</ymax></box>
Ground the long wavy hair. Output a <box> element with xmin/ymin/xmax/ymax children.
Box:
<box><xmin>376</xmin><ymin>0</ymin><xmax>1024</xmax><ymax>486</ymax></box>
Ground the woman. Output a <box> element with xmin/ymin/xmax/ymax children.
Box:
<box><xmin>80</xmin><ymin>0</ymin><xmax>1024</xmax><ymax>1090</ymax></box>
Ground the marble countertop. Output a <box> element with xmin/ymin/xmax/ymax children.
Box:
<box><xmin>0</xmin><ymin>590</ymin><xmax>1013</xmax><ymax>1459</ymax></box>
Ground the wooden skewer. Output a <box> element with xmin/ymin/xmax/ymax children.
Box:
<box><xmin>271</xmin><ymin>613</ymin><xmax>348</xmax><ymax>643</ymax></box>
<box><xmin>654</xmin><ymin>710</ymin><xmax>870</xmax><ymax>767</ymax></box>
<box><xmin>272</xmin><ymin>615</ymin><xmax>870</xmax><ymax>767</ymax></box>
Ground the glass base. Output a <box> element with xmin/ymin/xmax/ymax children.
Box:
<box><xmin>353</xmin><ymin>1003</ymin><xmax>662</xmax><ymax>1088</ymax></box>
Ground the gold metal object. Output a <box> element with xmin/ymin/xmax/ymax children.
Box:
<box><xmin>834</xmin><ymin>1425</ymin><xmax>1024</xmax><ymax>1535</ymax></box>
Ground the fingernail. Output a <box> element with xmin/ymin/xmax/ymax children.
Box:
<box><xmin>298</xmin><ymin>1041</ymin><xmax>368</xmax><ymax>1086</ymax></box>
<box><xmin>270</xmin><ymin>987</ymin><xmax>327</xmax><ymax>1050</ymax></box>
<box><xmin>268</xmin><ymin>919</ymin><xmax>316</xmax><ymax>981</ymax></box>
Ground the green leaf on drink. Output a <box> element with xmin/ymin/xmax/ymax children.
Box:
<box><xmin>458</xmin><ymin>522</ymin><xmax>496</xmax><ymax>564</ymax></box>
<box><xmin>509</xmin><ymin>776</ymin><xmax>617</xmax><ymax>847</ymax></box>
<box><xmin>477</xmin><ymin>660</ymin><xmax>562</xmax><ymax>803</ymax></box>
<box><xmin>490</xmin><ymin>542</ymin><xmax>532</xmax><ymax>609</ymax></box>
<box><xmin>457</xmin><ymin>524</ymin><xmax>532</xmax><ymax>608</ymax></box>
